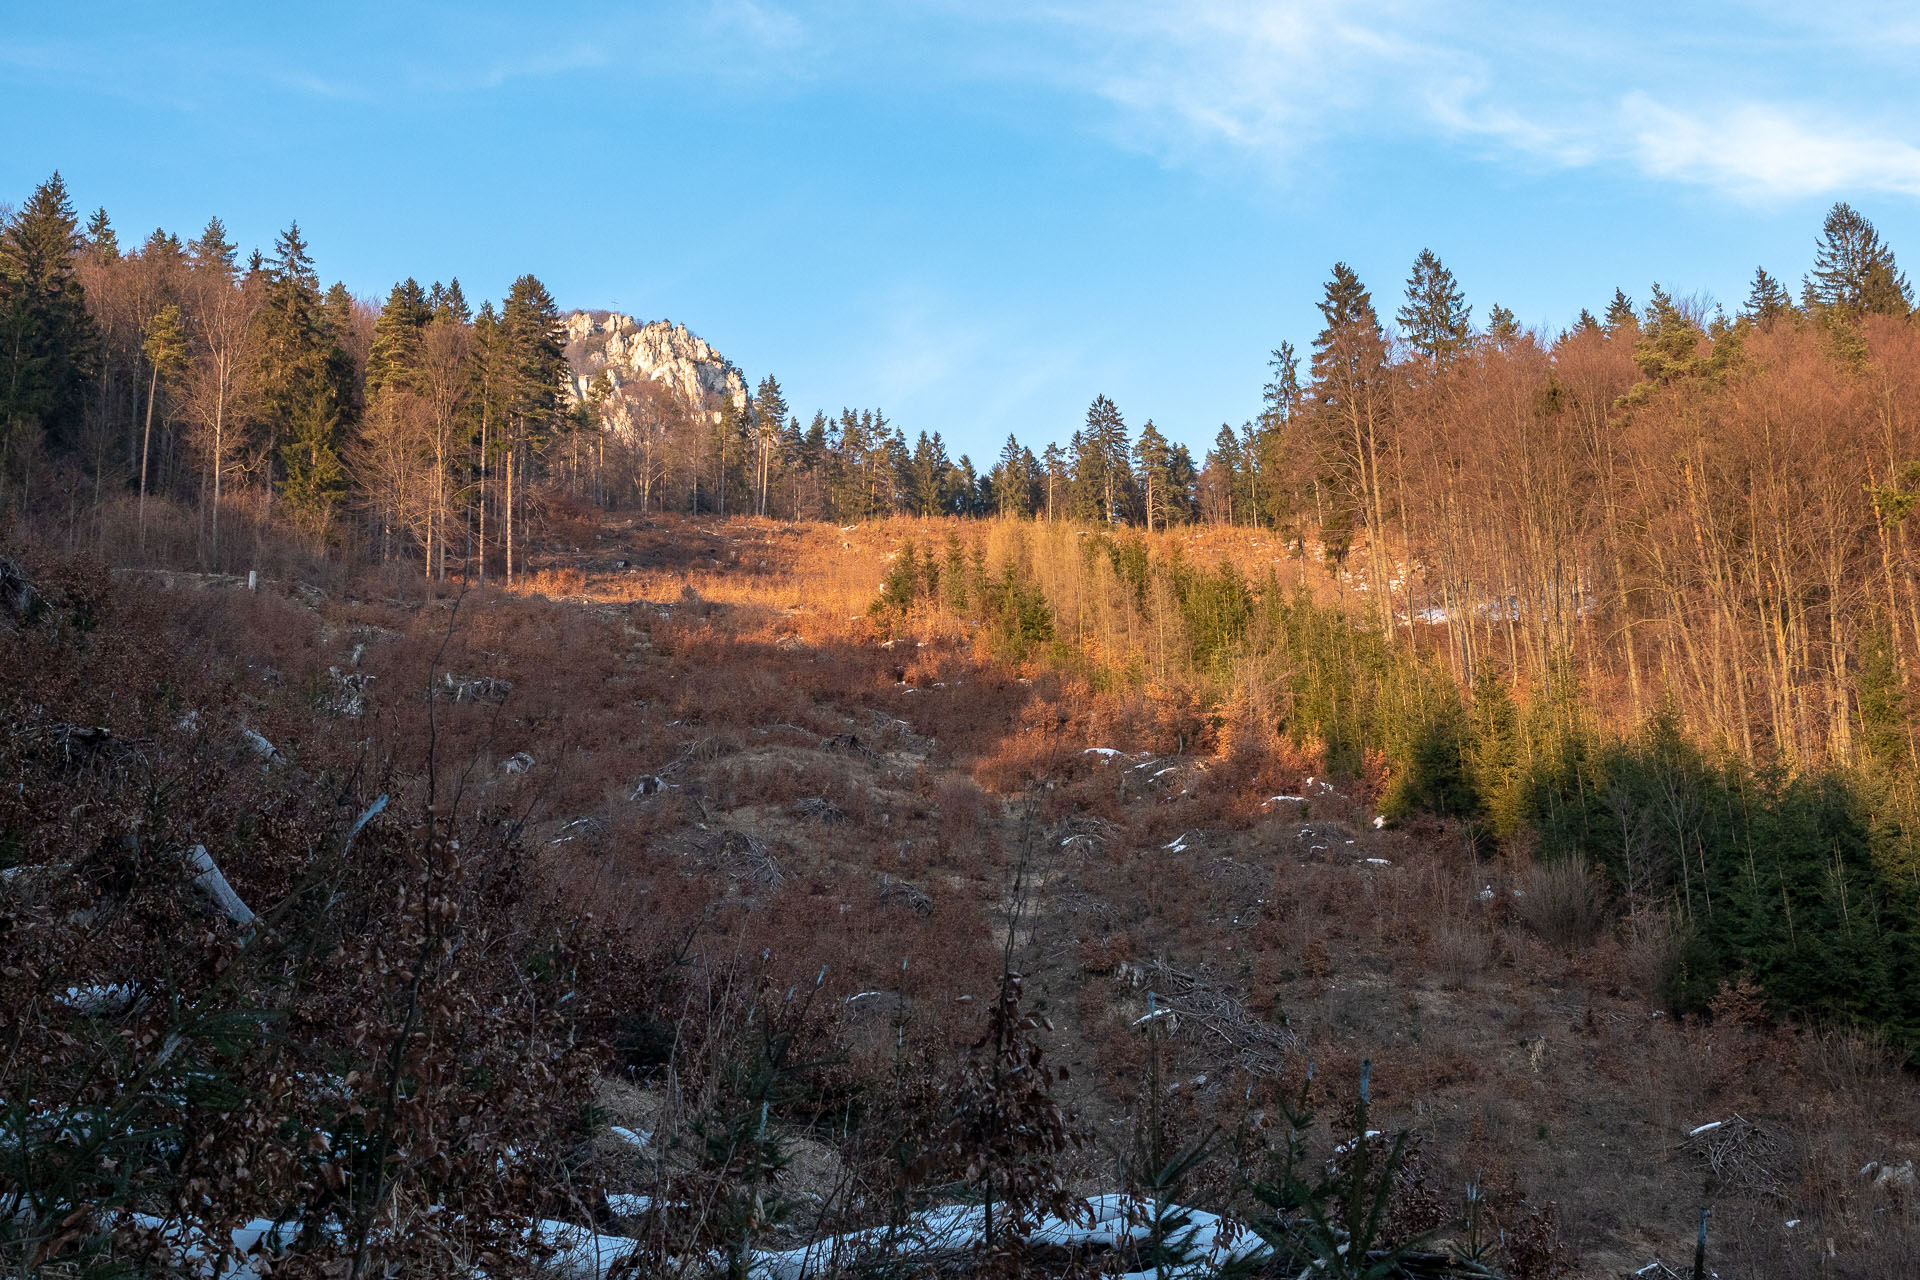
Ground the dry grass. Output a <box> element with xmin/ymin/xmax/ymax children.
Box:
<box><xmin>1512</xmin><ymin>852</ymin><xmax>1609</xmax><ymax>950</ymax></box>
<box><xmin>18</xmin><ymin>505</ymin><xmax>1920</xmax><ymax>1278</ymax></box>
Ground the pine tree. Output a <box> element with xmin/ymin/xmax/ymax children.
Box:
<box><xmin>0</xmin><ymin>172</ymin><xmax>99</xmax><ymax>467</ymax></box>
<box><xmin>1397</xmin><ymin>248</ymin><xmax>1473</xmax><ymax>366</ymax></box>
<box><xmin>1742</xmin><ymin>266</ymin><xmax>1794</xmax><ymax>326</ymax></box>
<box><xmin>1603</xmin><ymin>288</ymin><xmax>1637</xmax><ymax>334</ymax></box>
<box><xmin>1807</xmin><ymin>202</ymin><xmax>1912</xmax><ymax>316</ymax></box>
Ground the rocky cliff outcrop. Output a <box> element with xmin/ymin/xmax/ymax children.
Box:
<box><xmin>565</xmin><ymin>311</ymin><xmax>747</xmax><ymax>420</ymax></box>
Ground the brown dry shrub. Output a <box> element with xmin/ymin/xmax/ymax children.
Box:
<box><xmin>1431</xmin><ymin>923</ymin><xmax>1490</xmax><ymax>988</ymax></box>
<box><xmin>1619</xmin><ymin>905</ymin><xmax>1680</xmax><ymax>998</ymax></box>
<box><xmin>1512</xmin><ymin>852</ymin><xmax>1608</xmax><ymax>949</ymax></box>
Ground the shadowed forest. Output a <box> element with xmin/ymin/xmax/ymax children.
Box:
<box><xmin>4</xmin><ymin>171</ymin><xmax>1920</xmax><ymax>1277</ymax></box>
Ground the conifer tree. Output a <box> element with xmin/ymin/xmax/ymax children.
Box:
<box><xmin>188</xmin><ymin>216</ymin><xmax>237</xmax><ymax>278</ymax></box>
<box><xmin>83</xmin><ymin>207</ymin><xmax>118</xmax><ymax>262</ymax></box>
<box><xmin>1742</xmin><ymin>266</ymin><xmax>1794</xmax><ymax>326</ymax></box>
<box><xmin>1309</xmin><ymin>262</ymin><xmax>1394</xmax><ymax>616</ymax></box>
<box><xmin>1263</xmin><ymin>341</ymin><xmax>1302</xmax><ymax>422</ymax></box>
<box><xmin>0</xmin><ymin>172</ymin><xmax>98</xmax><ymax>470</ymax></box>
<box><xmin>1807</xmin><ymin>202</ymin><xmax>1912</xmax><ymax>316</ymax></box>
<box><xmin>993</xmin><ymin>433</ymin><xmax>1031</xmax><ymax>518</ymax></box>
<box><xmin>1603</xmin><ymin>288</ymin><xmax>1637</xmax><ymax>334</ymax></box>
<box><xmin>253</xmin><ymin>223</ymin><xmax>353</xmax><ymax>534</ymax></box>
<box><xmin>1071</xmin><ymin>395</ymin><xmax>1132</xmax><ymax>525</ymax></box>
<box><xmin>1484</xmin><ymin>304</ymin><xmax>1520</xmax><ymax>348</ymax></box>
<box><xmin>1570</xmin><ymin>308</ymin><xmax>1602</xmax><ymax>338</ymax></box>
<box><xmin>1397</xmin><ymin>248</ymin><xmax>1472</xmax><ymax>366</ymax></box>
<box><xmin>1206</xmin><ymin>424</ymin><xmax>1243</xmax><ymax>524</ymax></box>
<box><xmin>429</xmin><ymin>278</ymin><xmax>472</xmax><ymax>324</ymax></box>
<box><xmin>1632</xmin><ymin>284</ymin><xmax>1705</xmax><ymax>385</ymax></box>
<box><xmin>1040</xmin><ymin>441</ymin><xmax>1066</xmax><ymax>522</ymax></box>
<box><xmin>1132</xmin><ymin>420</ymin><xmax>1169</xmax><ymax>532</ymax></box>
<box><xmin>751</xmin><ymin>374</ymin><xmax>787</xmax><ymax>515</ymax></box>
<box><xmin>366</xmin><ymin>278</ymin><xmax>430</xmax><ymax>397</ymax></box>
<box><xmin>498</xmin><ymin>274</ymin><xmax>566</xmax><ymax>577</ymax></box>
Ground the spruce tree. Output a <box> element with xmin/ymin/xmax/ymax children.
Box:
<box><xmin>254</xmin><ymin>223</ymin><xmax>353</xmax><ymax>534</ymax></box>
<box><xmin>1071</xmin><ymin>395</ymin><xmax>1132</xmax><ymax>525</ymax></box>
<box><xmin>1807</xmin><ymin>202</ymin><xmax>1912</xmax><ymax>316</ymax></box>
<box><xmin>1571</xmin><ymin>309</ymin><xmax>1602</xmax><ymax>338</ymax></box>
<box><xmin>83</xmin><ymin>207</ymin><xmax>118</xmax><ymax>262</ymax></box>
<box><xmin>1396</xmin><ymin>248</ymin><xmax>1472</xmax><ymax>365</ymax></box>
<box><xmin>1309</xmin><ymin>262</ymin><xmax>1394</xmax><ymax>616</ymax></box>
<box><xmin>1207</xmin><ymin>424</ymin><xmax>1243</xmax><ymax>523</ymax></box>
<box><xmin>1742</xmin><ymin>266</ymin><xmax>1794</xmax><ymax>326</ymax></box>
<box><xmin>1484</xmin><ymin>304</ymin><xmax>1520</xmax><ymax>348</ymax></box>
<box><xmin>1166</xmin><ymin>444</ymin><xmax>1197</xmax><ymax>525</ymax></box>
<box><xmin>367</xmin><ymin>279</ymin><xmax>430</xmax><ymax>397</ymax></box>
<box><xmin>188</xmin><ymin>216</ymin><xmax>237</xmax><ymax>279</ymax></box>
<box><xmin>1263</xmin><ymin>341</ymin><xmax>1302</xmax><ymax>422</ymax></box>
<box><xmin>1603</xmin><ymin>288</ymin><xmax>1637</xmax><ymax>334</ymax></box>
<box><xmin>993</xmin><ymin>434</ymin><xmax>1030</xmax><ymax>518</ymax></box>
<box><xmin>1133</xmin><ymin>420</ymin><xmax>1173</xmax><ymax>532</ymax></box>
<box><xmin>751</xmin><ymin>374</ymin><xmax>787</xmax><ymax>515</ymax></box>
<box><xmin>1040</xmin><ymin>441</ymin><xmax>1066</xmax><ymax>522</ymax></box>
<box><xmin>0</xmin><ymin>172</ymin><xmax>99</xmax><ymax>463</ymax></box>
<box><xmin>497</xmin><ymin>275</ymin><xmax>567</xmax><ymax>574</ymax></box>
<box><xmin>430</xmin><ymin>278</ymin><xmax>472</xmax><ymax>325</ymax></box>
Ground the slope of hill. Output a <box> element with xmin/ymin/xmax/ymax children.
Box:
<box><xmin>5</xmin><ymin>513</ymin><xmax>1918</xmax><ymax>1278</ymax></box>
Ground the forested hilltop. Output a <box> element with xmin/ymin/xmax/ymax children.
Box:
<box><xmin>5</xmin><ymin>171</ymin><xmax>1918</xmax><ymax>770</ymax></box>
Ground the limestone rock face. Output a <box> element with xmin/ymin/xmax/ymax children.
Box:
<box><xmin>565</xmin><ymin>311</ymin><xmax>747</xmax><ymax>420</ymax></box>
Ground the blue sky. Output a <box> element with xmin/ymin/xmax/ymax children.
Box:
<box><xmin>7</xmin><ymin>2</ymin><xmax>1920</xmax><ymax>462</ymax></box>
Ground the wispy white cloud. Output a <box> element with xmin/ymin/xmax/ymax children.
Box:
<box><xmin>1620</xmin><ymin>95</ymin><xmax>1920</xmax><ymax>200</ymax></box>
<box><xmin>905</xmin><ymin>1</ymin><xmax>1920</xmax><ymax>203</ymax></box>
<box><xmin>707</xmin><ymin>0</ymin><xmax>810</xmax><ymax>54</ymax></box>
